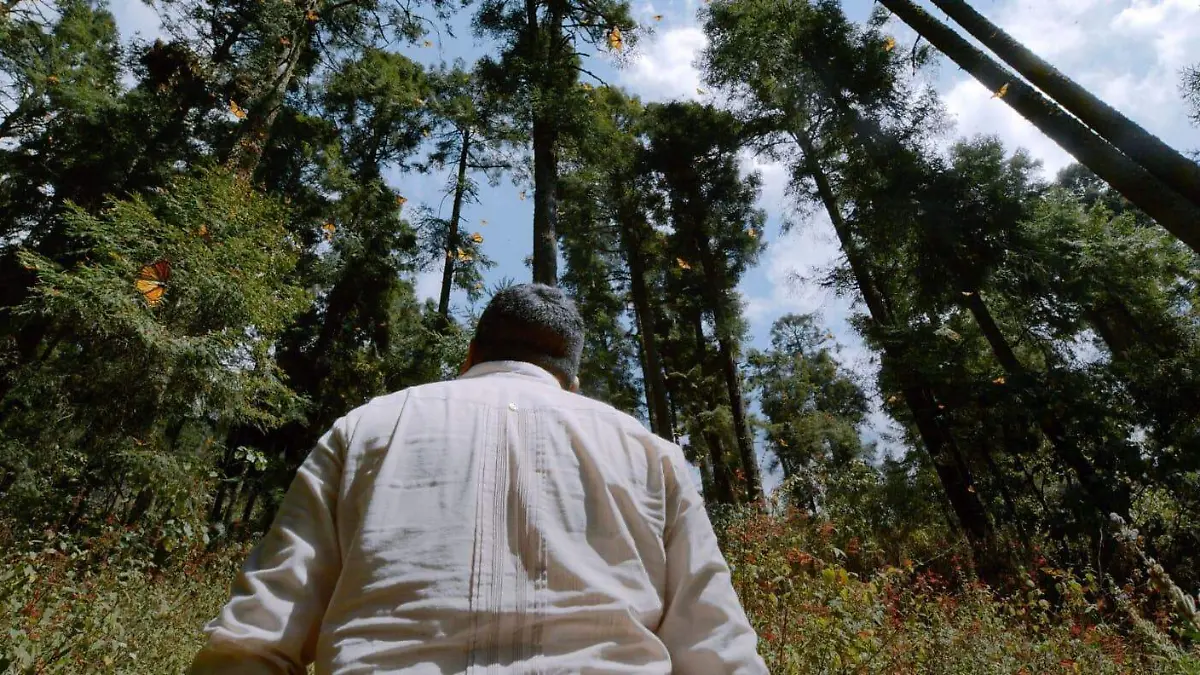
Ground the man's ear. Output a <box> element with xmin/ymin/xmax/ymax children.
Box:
<box><xmin>459</xmin><ymin>341</ymin><xmax>477</xmax><ymax>376</ymax></box>
<box><xmin>569</xmin><ymin>376</ymin><xmax>580</xmax><ymax>393</ymax></box>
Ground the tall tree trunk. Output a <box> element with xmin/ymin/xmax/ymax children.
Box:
<box><xmin>878</xmin><ymin>0</ymin><xmax>1200</xmax><ymax>254</ymax></box>
<box><xmin>528</xmin><ymin>2</ymin><xmax>566</xmax><ymax>287</ymax></box>
<box><xmin>439</xmin><ymin>130</ymin><xmax>472</xmax><ymax>319</ymax></box>
<box><xmin>531</xmin><ymin>116</ymin><xmax>559</xmax><ymax>285</ymax></box>
<box><xmin>620</xmin><ymin>215</ymin><xmax>673</xmax><ymax>440</ymax></box>
<box><xmin>124</xmin><ymin>488</ymin><xmax>155</xmax><ymax>526</ymax></box>
<box><xmin>980</xmin><ymin>437</ymin><xmax>1024</xmax><ymax>535</ymax></box>
<box><xmin>930</xmin><ymin>0</ymin><xmax>1200</xmax><ymax>210</ymax></box>
<box><xmin>691</xmin><ymin>311</ymin><xmax>738</xmax><ymax>505</ymax></box>
<box><xmin>693</xmin><ymin>231</ymin><xmax>764</xmax><ymax>503</ymax></box>
<box><xmin>793</xmin><ymin>128</ymin><xmax>994</xmax><ymax>545</ymax></box>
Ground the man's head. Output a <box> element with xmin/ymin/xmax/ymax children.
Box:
<box><xmin>463</xmin><ymin>283</ymin><xmax>584</xmax><ymax>391</ymax></box>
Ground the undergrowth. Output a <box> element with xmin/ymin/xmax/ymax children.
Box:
<box><xmin>2</xmin><ymin>506</ymin><xmax>1199</xmax><ymax>674</ymax></box>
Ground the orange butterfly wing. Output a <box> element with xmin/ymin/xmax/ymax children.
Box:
<box><xmin>135</xmin><ymin>259</ymin><xmax>171</xmax><ymax>306</ymax></box>
<box><xmin>137</xmin><ymin>259</ymin><xmax>171</xmax><ymax>282</ymax></box>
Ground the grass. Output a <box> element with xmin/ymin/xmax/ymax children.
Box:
<box><xmin>2</xmin><ymin>511</ymin><xmax>1198</xmax><ymax>674</ymax></box>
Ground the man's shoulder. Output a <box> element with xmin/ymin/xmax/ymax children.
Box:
<box><xmin>571</xmin><ymin>393</ymin><xmax>658</xmax><ymax>435</ymax></box>
<box><xmin>339</xmin><ymin>380</ymin><xmax>676</xmax><ymax>451</ymax></box>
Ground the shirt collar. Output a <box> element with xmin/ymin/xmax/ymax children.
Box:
<box><xmin>459</xmin><ymin>360</ymin><xmax>564</xmax><ymax>388</ymax></box>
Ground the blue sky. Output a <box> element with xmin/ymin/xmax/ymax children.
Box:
<box><xmin>109</xmin><ymin>0</ymin><xmax>1199</xmax><ymax>486</ymax></box>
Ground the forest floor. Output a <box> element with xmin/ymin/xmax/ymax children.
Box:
<box><xmin>2</xmin><ymin>511</ymin><xmax>1199</xmax><ymax>674</ymax></box>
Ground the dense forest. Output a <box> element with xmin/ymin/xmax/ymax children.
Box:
<box><xmin>2</xmin><ymin>0</ymin><xmax>1199</xmax><ymax>671</ymax></box>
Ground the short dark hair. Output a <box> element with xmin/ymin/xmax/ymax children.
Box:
<box><xmin>472</xmin><ymin>283</ymin><xmax>584</xmax><ymax>385</ymax></box>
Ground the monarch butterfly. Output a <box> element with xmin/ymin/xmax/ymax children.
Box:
<box><xmin>470</xmin><ymin>232</ymin><xmax>483</xmax><ymax>244</ymax></box>
<box><xmin>229</xmin><ymin>100</ymin><xmax>247</xmax><ymax>119</ymax></box>
<box><xmin>322</xmin><ymin>223</ymin><xmax>336</xmax><ymax>241</ymax></box>
<box><xmin>608</xmin><ymin>26</ymin><xmax>623</xmax><ymax>51</ymax></box>
<box><xmin>135</xmin><ymin>259</ymin><xmax>171</xmax><ymax>306</ymax></box>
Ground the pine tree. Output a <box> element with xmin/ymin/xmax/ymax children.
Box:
<box><xmin>419</xmin><ymin>61</ymin><xmax>513</xmax><ymax>321</ymax></box>
<box><xmin>702</xmin><ymin>0</ymin><xmax>994</xmax><ymax>541</ymax></box>
<box><xmin>642</xmin><ymin>101</ymin><xmax>766</xmax><ymax>502</ymax></box>
<box><xmin>748</xmin><ymin>314</ymin><xmax>871</xmax><ymax>510</ymax></box>
<box><xmin>474</xmin><ymin>0</ymin><xmax>635</xmax><ymax>285</ymax></box>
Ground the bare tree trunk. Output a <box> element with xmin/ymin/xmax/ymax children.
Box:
<box><xmin>124</xmin><ymin>488</ymin><xmax>155</xmax><ymax>526</ymax></box>
<box><xmin>226</xmin><ymin>0</ymin><xmax>315</xmax><ymax>176</ymax></box>
<box><xmin>531</xmin><ymin>117</ymin><xmax>559</xmax><ymax>285</ymax></box>
<box><xmin>528</xmin><ymin>3</ymin><xmax>566</xmax><ymax>286</ymax></box>
<box><xmin>691</xmin><ymin>311</ymin><xmax>738</xmax><ymax>505</ymax></box>
<box><xmin>793</xmin><ymin>128</ymin><xmax>994</xmax><ymax>545</ymax></box>
<box><xmin>878</xmin><ymin>0</ymin><xmax>1200</xmax><ymax>254</ymax></box>
<box><xmin>239</xmin><ymin>483</ymin><xmax>260</xmax><ymax>530</ymax></box>
<box><xmin>621</xmin><ymin>216</ymin><xmax>673</xmax><ymax>440</ymax></box>
<box><xmin>930</xmin><ymin>0</ymin><xmax>1200</xmax><ymax>210</ymax></box>
<box><xmin>439</xmin><ymin>130</ymin><xmax>472</xmax><ymax>319</ymax></box>
<box><xmin>694</xmin><ymin>231</ymin><xmax>764</xmax><ymax>503</ymax></box>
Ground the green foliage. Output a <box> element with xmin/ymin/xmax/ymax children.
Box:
<box><xmin>749</xmin><ymin>314</ymin><xmax>871</xmax><ymax>486</ymax></box>
<box><xmin>0</xmin><ymin>528</ymin><xmax>251</xmax><ymax>674</ymax></box>
<box><xmin>1</xmin><ymin>167</ymin><xmax>308</xmax><ymax>527</ymax></box>
<box><xmin>2</xmin><ymin>0</ymin><xmax>1200</xmax><ymax>669</ymax></box>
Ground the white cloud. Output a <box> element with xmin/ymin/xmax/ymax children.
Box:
<box><xmin>942</xmin><ymin>78</ymin><xmax>1075</xmax><ymax>176</ymax></box>
<box><xmin>745</xmin><ymin>211</ymin><xmax>843</xmax><ymax>320</ymax></box>
<box><xmin>624</xmin><ymin>26</ymin><xmax>707</xmax><ymax>102</ymax></box>
<box><xmin>740</xmin><ymin>151</ymin><xmax>789</xmax><ymax>213</ymax></box>
<box><xmin>925</xmin><ymin>0</ymin><xmax>1200</xmax><ymax>180</ymax></box>
<box><xmin>1112</xmin><ymin>0</ymin><xmax>1200</xmax><ymax>71</ymax></box>
<box><xmin>981</xmin><ymin>0</ymin><xmax>1110</xmax><ymax>60</ymax></box>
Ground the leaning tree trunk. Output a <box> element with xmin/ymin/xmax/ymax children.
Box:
<box><xmin>793</xmin><ymin>128</ymin><xmax>994</xmax><ymax>545</ymax></box>
<box><xmin>693</xmin><ymin>230</ymin><xmax>764</xmax><ymax>503</ymax></box>
<box><xmin>959</xmin><ymin>289</ymin><xmax>1130</xmax><ymax>519</ymax></box>
<box><xmin>439</xmin><ymin>130</ymin><xmax>472</xmax><ymax>320</ymax></box>
<box><xmin>620</xmin><ymin>213</ymin><xmax>674</xmax><ymax>440</ymax></box>
<box><xmin>878</xmin><ymin>0</ymin><xmax>1200</xmax><ymax>255</ymax></box>
<box><xmin>929</xmin><ymin>0</ymin><xmax>1200</xmax><ymax>210</ymax></box>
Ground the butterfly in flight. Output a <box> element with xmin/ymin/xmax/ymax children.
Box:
<box><xmin>136</xmin><ymin>259</ymin><xmax>171</xmax><ymax>307</ymax></box>
<box><xmin>608</xmin><ymin>26</ymin><xmax>623</xmax><ymax>51</ymax></box>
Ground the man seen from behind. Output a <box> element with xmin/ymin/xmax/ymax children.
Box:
<box><xmin>189</xmin><ymin>283</ymin><xmax>767</xmax><ymax>674</ymax></box>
